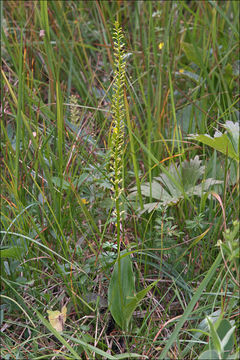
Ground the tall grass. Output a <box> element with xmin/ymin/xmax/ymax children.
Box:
<box><xmin>1</xmin><ymin>1</ymin><xmax>239</xmax><ymax>358</ymax></box>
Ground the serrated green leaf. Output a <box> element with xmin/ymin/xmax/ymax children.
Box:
<box><xmin>190</xmin><ymin>122</ymin><xmax>239</xmax><ymax>161</ymax></box>
<box><xmin>130</xmin><ymin>156</ymin><xmax>222</xmax><ymax>212</ymax></box>
<box><xmin>0</xmin><ymin>246</ymin><xmax>24</xmax><ymax>258</ymax></box>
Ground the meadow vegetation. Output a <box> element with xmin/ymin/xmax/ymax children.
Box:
<box><xmin>1</xmin><ymin>1</ymin><xmax>239</xmax><ymax>359</ymax></box>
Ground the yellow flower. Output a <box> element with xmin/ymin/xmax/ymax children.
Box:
<box><xmin>81</xmin><ymin>198</ymin><xmax>89</xmax><ymax>204</ymax></box>
<box><xmin>179</xmin><ymin>69</ymin><xmax>185</xmax><ymax>73</ymax></box>
<box><xmin>158</xmin><ymin>42</ymin><xmax>164</xmax><ymax>50</ymax></box>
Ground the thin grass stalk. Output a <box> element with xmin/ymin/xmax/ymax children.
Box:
<box><xmin>56</xmin><ymin>79</ymin><xmax>64</xmax><ymax>224</ymax></box>
<box><xmin>40</xmin><ymin>0</ymin><xmax>56</xmax><ymax>107</ymax></box>
<box><xmin>15</xmin><ymin>31</ymin><xmax>23</xmax><ymax>195</ymax></box>
<box><xmin>124</xmin><ymin>90</ymin><xmax>143</xmax><ymax>209</ymax></box>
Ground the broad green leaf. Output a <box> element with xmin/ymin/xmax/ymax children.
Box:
<box><xmin>223</xmin><ymin>121</ymin><xmax>239</xmax><ymax>155</ymax></box>
<box><xmin>198</xmin><ymin>319</ymin><xmax>236</xmax><ymax>359</ymax></box>
<box><xmin>221</xmin><ymin>326</ymin><xmax>236</xmax><ymax>359</ymax></box>
<box><xmin>199</xmin><ymin>350</ymin><xmax>219</xmax><ymax>359</ymax></box>
<box><xmin>192</xmin><ymin>133</ymin><xmax>237</xmax><ymax>160</ymax></box>
<box><xmin>108</xmin><ymin>253</ymin><xmax>135</xmax><ymax>330</ymax></box>
<box><xmin>207</xmin><ymin>316</ymin><xmax>222</xmax><ymax>355</ymax></box>
<box><xmin>216</xmin><ymin>319</ymin><xmax>235</xmax><ymax>359</ymax></box>
<box><xmin>180</xmin><ymin>309</ymin><xmax>222</xmax><ymax>358</ymax></box>
<box><xmin>190</xmin><ymin>122</ymin><xmax>239</xmax><ymax>161</ymax></box>
<box><xmin>108</xmin><ymin>253</ymin><xmax>157</xmax><ymax>331</ymax></box>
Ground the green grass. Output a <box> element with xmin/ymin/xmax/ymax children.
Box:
<box><xmin>1</xmin><ymin>1</ymin><xmax>239</xmax><ymax>359</ymax></box>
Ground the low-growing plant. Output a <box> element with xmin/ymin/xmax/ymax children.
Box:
<box><xmin>198</xmin><ymin>316</ymin><xmax>238</xmax><ymax>360</ymax></box>
<box><xmin>129</xmin><ymin>155</ymin><xmax>222</xmax><ymax>213</ymax></box>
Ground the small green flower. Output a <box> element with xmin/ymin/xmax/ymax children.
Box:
<box><xmin>110</xmin><ymin>21</ymin><xmax>126</xmax><ymax>203</ymax></box>
<box><xmin>109</xmin><ymin>21</ymin><xmax>126</xmax><ymax>252</ymax></box>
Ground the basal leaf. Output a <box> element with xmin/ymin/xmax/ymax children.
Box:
<box><xmin>216</xmin><ymin>319</ymin><xmax>235</xmax><ymax>358</ymax></box>
<box><xmin>108</xmin><ymin>253</ymin><xmax>135</xmax><ymax>330</ymax></box>
<box><xmin>124</xmin><ymin>280</ymin><xmax>158</xmax><ymax>325</ymax></box>
<box><xmin>108</xmin><ymin>253</ymin><xmax>157</xmax><ymax>330</ymax></box>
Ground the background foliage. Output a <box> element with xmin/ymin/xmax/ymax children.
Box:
<box><xmin>1</xmin><ymin>1</ymin><xmax>239</xmax><ymax>358</ymax></box>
